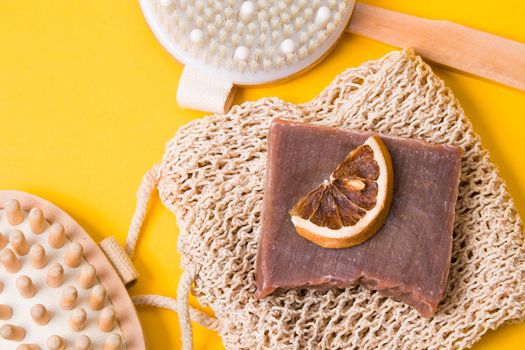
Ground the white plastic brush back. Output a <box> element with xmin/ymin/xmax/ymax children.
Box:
<box><xmin>139</xmin><ymin>0</ymin><xmax>355</xmax><ymax>85</ymax></box>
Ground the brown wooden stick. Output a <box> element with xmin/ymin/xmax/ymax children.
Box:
<box><xmin>347</xmin><ymin>3</ymin><xmax>525</xmax><ymax>91</ymax></box>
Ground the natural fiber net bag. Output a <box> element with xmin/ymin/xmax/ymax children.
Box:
<box><xmin>126</xmin><ymin>49</ymin><xmax>525</xmax><ymax>350</ymax></box>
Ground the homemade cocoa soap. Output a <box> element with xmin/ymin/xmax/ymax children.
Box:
<box><xmin>256</xmin><ymin>119</ymin><xmax>462</xmax><ymax>317</ymax></box>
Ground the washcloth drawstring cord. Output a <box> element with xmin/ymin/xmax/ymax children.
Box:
<box><xmin>124</xmin><ymin>165</ymin><xmax>219</xmax><ymax>350</ymax></box>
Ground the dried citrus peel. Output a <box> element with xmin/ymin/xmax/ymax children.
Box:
<box><xmin>290</xmin><ymin>136</ymin><xmax>394</xmax><ymax>249</ymax></box>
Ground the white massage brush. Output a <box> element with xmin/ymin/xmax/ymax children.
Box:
<box><xmin>144</xmin><ymin>0</ymin><xmax>354</xmax><ymax>84</ymax></box>
<box><xmin>141</xmin><ymin>0</ymin><xmax>356</xmax><ymax>112</ymax></box>
<box><xmin>0</xmin><ymin>191</ymin><xmax>145</xmax><ymax>350</ymax></box>
<box><xmin>140</xmin><ymin>0</ymin><xmax>525</xmax><ymax>113</ymax></box>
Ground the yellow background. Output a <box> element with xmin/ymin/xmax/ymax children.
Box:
<box><xmin>0</xmin><ymin>0</ymin><xmax>524</xmax><ymax>349</ymax></box>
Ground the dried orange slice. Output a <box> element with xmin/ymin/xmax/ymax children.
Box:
<box><xmin>290</xmin><ymin>136</ymin><xmax>394</xmax><ymax>249</ymax></box>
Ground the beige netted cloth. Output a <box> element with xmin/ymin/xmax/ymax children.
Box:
<box><xmin>128</xmin><ymin>49</ymin><xmax>525</xmax><ymax>350</ymax></box>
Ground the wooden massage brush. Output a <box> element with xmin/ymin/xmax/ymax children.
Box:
<box><xmin>140</xmin><ymin>0</ymin><xmax>525</xmax><ymax>113</ymax></box>
<box><xmin>0</xmin><ymin>191</ymin><xmax>146</xmax><ymax>350</ymax></box>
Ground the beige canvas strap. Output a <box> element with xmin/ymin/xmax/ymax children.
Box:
<box><xmin>176</xmin><ymin>66</ymin><xmax>236</xmax><ymax>114</ymax></box>
<box><xmin>100</xmin><ymin>236</ymin><xmax>139</xmax><ymax>287</ymax></box>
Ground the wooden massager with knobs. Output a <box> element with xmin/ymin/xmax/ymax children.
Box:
<box><xmin>140</xmin><ymin>0</ymin><xmax>525</xmax><ymax>113</ymax></box>
<box><xmin>0</xmin><ymin>191</ymin><xmax>146</xmax><ymax>350</ymax></box>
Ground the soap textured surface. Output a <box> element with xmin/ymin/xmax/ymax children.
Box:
<box><xmin>256</xmin><ymin>119</ymin><xmax>462</xmax><ymax>317</ymax></box>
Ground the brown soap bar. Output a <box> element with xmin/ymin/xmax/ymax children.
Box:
<box><xmin>256</xmin><ymin>119</ymin><xmax>462</xmax><ymax>317</ymax></box>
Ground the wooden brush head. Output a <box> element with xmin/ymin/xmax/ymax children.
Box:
<box><xmin>0</xmin><ymin>191</ymin><xmax>145</xmax><ymax>350</ymax></box>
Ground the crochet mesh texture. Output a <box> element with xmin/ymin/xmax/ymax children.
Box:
<box><xmin>156</xmin><ymin>49</ymin><xmax>525</xmax><ymax>350</ymax></box>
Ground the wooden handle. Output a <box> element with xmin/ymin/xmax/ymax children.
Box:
<box><xmin>347</xmin><ymin>3</ymin><xmax>525</xmax><ymax>91</ymax></box>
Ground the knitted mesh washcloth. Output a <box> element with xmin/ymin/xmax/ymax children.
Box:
<box><xmin>131</xmin><ymin>49</ymin><xmax>525</xmax><ymax>349</ymax></box>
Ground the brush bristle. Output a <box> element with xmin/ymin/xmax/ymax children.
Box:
<box><xmin>151</xmin><ymin>0</ymin><xmax>353</xmax><ymax>73</ymax></box>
